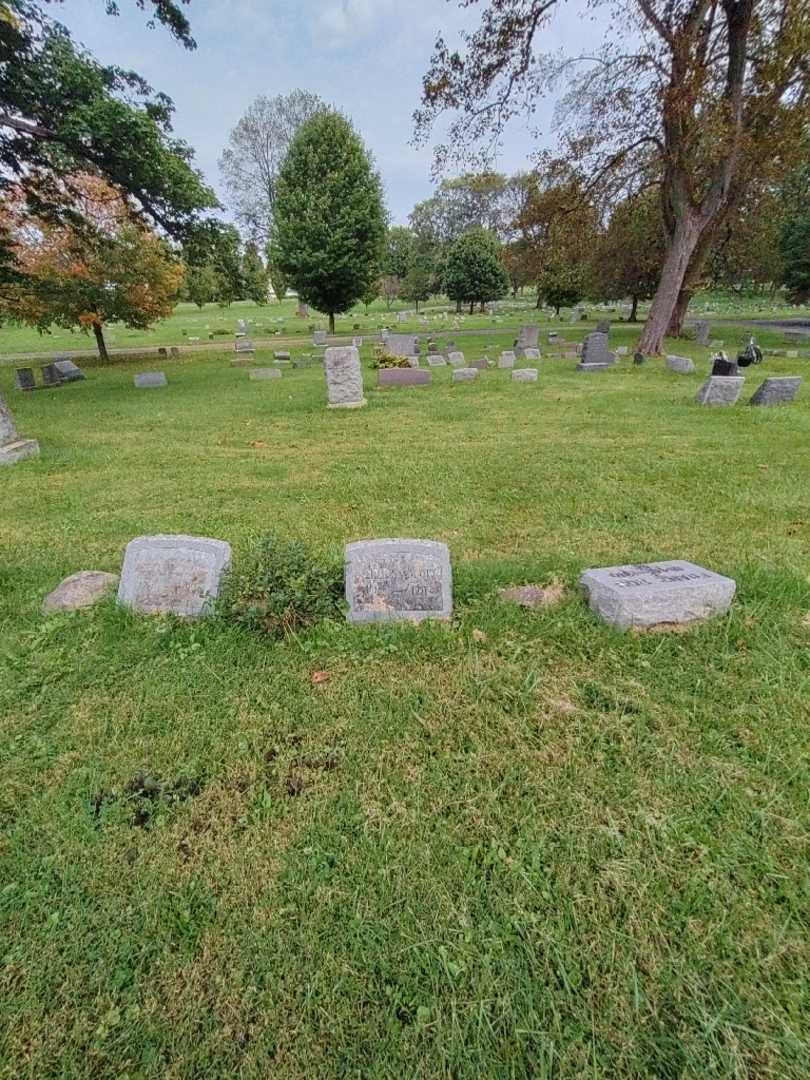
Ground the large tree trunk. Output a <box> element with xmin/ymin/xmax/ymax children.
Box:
<box><xmin>638</xmin><ymin>212</ymin><xmax>703</xmax><ymax>355</ymax></box>
<box><xmin>666</xmin><ymin>287</ymin><xmax>693</xmax><ymax>338</ymax></box>
<box><xmin>92</xmin><ymin>322</ymin><xmax>110</xmax><ymax>363</ymax></box>
<box><xmin>667</xmin><ymin>221</ymin><xmax>720</xmax><ymax>337</ymax></box>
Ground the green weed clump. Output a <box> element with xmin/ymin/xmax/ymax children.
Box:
<box><xmin>220</xmin><ymin>534</ymin><xmax>344</xmax><ymax>637</ymax></box>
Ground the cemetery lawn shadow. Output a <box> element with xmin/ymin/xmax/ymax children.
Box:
<box><xmin>1</xmin><ymin>338</ymin><xmax>810</xmax><ymax>1079</ymax></box>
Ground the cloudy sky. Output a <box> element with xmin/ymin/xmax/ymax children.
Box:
<box><xmin>58</xmin><ymin>0</ymin><xmax>610</xmax><ymax>226</ymax></box>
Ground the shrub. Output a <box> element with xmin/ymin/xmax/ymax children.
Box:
<box><xmin>220</xmin><ymin>535</ymin><xmax>344</xmax><ymax>637</ymax></box>
<box><xmin>370</xmin><ymin>349</ymin><xmax>411</xmax><ymax>369</ymax></box>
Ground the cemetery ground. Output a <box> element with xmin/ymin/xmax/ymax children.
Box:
<box><xmin>1</xmin><ymin>335</ymin><xmax>809</xmax><ymax>1078</ymax></box>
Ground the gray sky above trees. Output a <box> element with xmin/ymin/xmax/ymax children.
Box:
<box><xmin>58</xmin><ymin>0</ymin><xmax>611</xmax><ymax>225</ymax></box>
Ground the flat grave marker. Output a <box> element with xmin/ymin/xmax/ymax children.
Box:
<box><xmin>249</xmin><ymin>368</ymin><xmax>282</xmax><ymax>380</ymax></box>
<box><xmin>378</xmin><ymin>368</ymin><xmax>431</xmax><ymax>387</ymax></box>
<box><xmin>453</xmin><ymin>367</ymin><xmax>478</xmax><ymax>382</ymax></box>
<box><xmin>134</xmin><ymin>372</ymin><xmax>167</xmax><ymax>388</ymax></box>
<box><xmin>749</xmin><ymin>376</ymin><xmax>803</xmax><ymax>406</ymax></box>
<box><xmin>696</xmin><ymin>376</ymin><xmax>745</xmax><ymax>406</ymax></box>
<box><xmin>512</xmin><ymin>369</ymin><xmax>538</xmax><ymax>382</ymax></box>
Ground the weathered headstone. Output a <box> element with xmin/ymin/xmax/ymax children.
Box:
<box><xmin>378</xmin><ymin>368</ymin><xmax>431</xmax><ymax>387</ymax></box>
<box><xmin>118</xmin><ymin>535</ymin><xmax>232</xmax><ymax>618</ymax></box>
<box><xmin>15</xmin><ymin>368</ymin><xmax>36</xmax><ymax>392</ymax></box>
<box><xmin>313</xmin><ymin>330</ymin><xmax>328</xmax><ymax>346</ymax></box>
<box><xmin>134</xmin><ymin>372</ymin><xmax>167</xmax><ymax>388</ymax></box>
<box><xmin>695</xmin><ymin>376</ymin><xmax>745</xmax><ymax>406</ymax></box>
<box><xmin>666</xmin><ymin>355</ymin><xmax>696</xmax><ymax>374</ymax></box>
<box><xmin>693</xmin><ymin>321</ymin><xmax>710</xmax><ymax>346</ymax></box>
<box><xmin>512</xmin><ymin>369</ymin><xmax>538</xmax><ymax>382</ymax></box>
<box><xmin>521</xmin><ymin>348</ymin><xmax>541</xmax><ymax>360</ymax></box>
<box><xmin>296</xmin><ymin>302</ymin><xmax>309</xmax><ymax>318</ymax></box>
<box><xmin>447</xmin><ymin>351</ymin><xmax>465</xmax><ymax>366</ymax></box>
<box><xmin>274</xmin><ymin>351</ymin><xmax>290</xmax><ymax>361</ymax></box>
<box><xmin>345</xmin><ymin>539</ymin><xmax>452</xmax><ymax>624</ymax></box>
<box><xmin>41</xmin><ymin>364</ymin><xmax>63</xmax><ymax>387</ymax></box>
<box><xmin>53</xmin><ymin>359</ymin><xmax>84</xmax><ymax>382</ymax></box>
<box><xmin>324</xmin><ymin>346</ymin><xmax>366</xmax><ymax>408</ymax></box>
<box><xmin>498</xmin><ymin>352</ymin><xmax>515</xmax><ymax>368</ymax></box>
<box><xmin>249</xmin><ymin>368</ymin><xmax>282</xmax><ymax>380</ymax></box>
<box><xmin>453</xmin><ymin>368</ymin><xmax>479</xmax><ymax>382</ymax></box>
<box><xmin>0</xmin><ymin>392</ymin><xmax>39</xmax><ymax>465</ymax></box>
<box><xmin>426</xmin><ymin>355</ymin><xmax>447</xmax><ymax>367</ymax></box>
<box><xmin>515</xmin><ymin>325</ymin><xmax>540</xmax><ymax>350</ymax></box>
<box><xmin>386</xmin><ymin>334</ymin><xmax>419</xmax><ymax>358</ymax></box>
<box><xmin>470</xmin><ymin>358</ymin><xmax>488</xmax><ymax>371</ymax></box>
<box><xmin>580</xmin><ymin>560</ymin><xmax>736</xmax><ymax>630</ymax></box>
<box><xmin>235</xmin><ymin>339</ymin><xmax>256</xmax><ymax>354</ymax></box>
<box><xmin>749</xmin><ymin>376</ymin><xmax>803</xmax><ymax>407</ymax></box>
<box><xmin>43</xmin><ymin>570</ymin><xmax>119</xmax><ymax>614</ymax></box>
<box><xmin>581</xmin><ymin>332</ymin><xmax>615</xmax><ymax>366</ymax></box>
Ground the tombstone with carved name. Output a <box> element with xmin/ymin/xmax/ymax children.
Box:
<box><xmin>345</xmin><ymin>539</ymin><xmax>452</xmax><ymax>623</ymax></box>
<box><xmin>325</xmin><ymin>346</ymin><xmax>366</xmax><ymax>408</ymax></box>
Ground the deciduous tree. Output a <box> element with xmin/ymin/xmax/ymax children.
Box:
<box><xmin>444</xmin><ymin>228</ymin><xmax>508</xmax><ymax>313</ymax></box>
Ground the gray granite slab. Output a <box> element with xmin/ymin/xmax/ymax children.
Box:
<box><xmin>666</xmin><ymin>354</ymin><xmax>696</xmax><ymax>374</ymax></box>
<box><xmin>447</xmin><ymin>351</ymin><xmax>465</xmax><ymax>366</ymax></box>
<box><xmin>426</xmin><ymin>355</ymin><xmax>447</xmax><ymax>367</ymax></box>
<box><xmin>378</xmin><ymin>368</ymin><xmax>431</xmax><ymax>386</ymax></box>
<box><xmin>386</xmin><ymin>334</ymin><xmax>419</xmax><ymax>358</ymax></box>
<box><xmin>512</xmin><ymin>369</ymin><xmax>538</xmax><ymax>382</ymax></box>
<box><xmin>134</xmin><ymin>372</ymin><xmax>167</xmax><ymax>388</ymax></box>
<box><xmin>498</xmin><ymin>352</ymin><xmax>515</xmax><ymax>368</ymax></box>
<box><xmin>345</xmin><ymin>539</ymin><xmax>452</xmax><ymax>624</ymax></box>
<box><xmin>576</xmin><ymin>362</ymin><xmax>611</xmax><ymax>373</ymax></box>
<box><xmin>580</xmin><ymin>560</ymin><xmax>735</xmax><ymax>630</ymax></box>
<box><xmin>695</xmin><ymin>376</ymin><xmax>744</xmax><ymax>406</ymax></box>
<box><xmin>325</xmin><ymin>346</ymin><xmax>366</xmax><ymax>408</ymax></box>
<box><xmin>118</xmin><ymin>534</ymin><xmax>232</xmax><ymax>618</ymax></box>
<box><xmin>749</xmin><ymin>376</ymin><xmax>802</xmax><ymax>406</ymax></box>
<box><xmin>453</xmin><ymin>367</ymin><xmax>479</xmax><ymax>382</ymax></box>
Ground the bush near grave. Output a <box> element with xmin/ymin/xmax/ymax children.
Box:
<box><xmin>370</xmin><ymin>350</ymin><xmax>412</xmax><ymax>369</ymax></box>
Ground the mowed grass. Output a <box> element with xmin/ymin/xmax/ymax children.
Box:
<box><xmin>1</xmin><ymin>337</ymin><xmax>810</xmax><ymax>1078</ymax></box>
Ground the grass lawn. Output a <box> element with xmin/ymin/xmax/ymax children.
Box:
<box><xmin>1</xmin><ymin>334</ymin><xmax>809</xmax><ymax>1078</ymax></box>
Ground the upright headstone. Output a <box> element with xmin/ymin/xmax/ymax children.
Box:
<box><xmin>345</xmin><ymin>539</ymin><xmax>452</xmax><ymax>624</ymax></box>
<box><xmin>515</xmin><ymin>325</ymin><xmax>540</xmax><ymax>357</ymax></box>
<box><xmin>749</xmin><ymin>377</ymin><xmax>803</xmax><ymax>406</ymax></box>
<box><xmin>711</xmin><ymin>356</ymin><xmax>739</xmax><ymax>377</ymax></box>
<box><xmin>694</xmin><ymin>321</ymin><xmax>710</xmax><ymax>346</ymax></box>
<box><xmin>581</xmin><ymin>332</ymin><xmax>615</xmax><ymax>367</ymax></box>
<box><xmin>15</xmin><ymin>368</ymin><xmax>36</xmax><ymax>392</ymax></box>
<box><xmin>426</xmin><ymin>355</ymin><xmax>447</xmax><ymax>367</ymax></box>
<box><xmin>580</xmin><ymin>560</ymin><xmax>736</xmax><ymax>630</ymax></box>
<box><xmin>512</xmin><ymin>369</ymin><xmax>538</xmax><ymax>382</ymax></box>
<box><xmin>452</xmin><ymin>368</ymin><xmax>478</xmax><ymax>382</ymax></box>
<box><xmin>134</xmin><ymin>372</ymin><xmax>167</xmax><ymax>388</ymax></box>
<box><xmin>313</xmin><ymin>330</ymin><xmax>328</xmax><ymax>346</ymax></box>
<box><xmin>695</xmin><ymin>376</ymin><xmax>745</xmax><ymax>406</ymax></box>
<box><xmin>521</xmin><ymin>348</ymin><xmax>541</xmax><ymax>360</ymax></box>
<box><xmin>324</xmin><ymin>346</ymin><xmax>366</xmax><ymax>409</ymax></box>
<box><xmin>118</xmin><ymin>535</ymin><xmax>232</xmax><ymax>618</ymax></box>
<box><xmin>666</xmin><ymin>355</ymin><xmax>696</xmax><ymax>374</ymax></box>
<box><xmin>386</xmin><ymin>334</ymin><xmax>419</xmax><ymax>358</ymax></box>
<box><xmin>447</xmin><ymin>351</ymin><xmax>465</xmax><ymax>367</ymax></box>
<box><xmin>235</xmin><ymin>339</ymin><xmax>256</xmax><ymax>354</ymax></box>
<box><xmin>0</xmin><ymin>392</ymin><xmax>39</xmax><ymax>465</ymax></box>
<box><xmin>296</xmin><ymin>302</ymin><xmax>309</xmax><ymax>318</ymax></box>
<box><xmin>498</xmin><ymin>352</ymin><xmax>516</xmax><ymax>369</ymax></box>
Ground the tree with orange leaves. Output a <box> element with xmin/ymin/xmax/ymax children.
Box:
<box><xmin>0</xmin><ymin>175</ymin><xmax>184</xmax><ymax>361</ymax></box>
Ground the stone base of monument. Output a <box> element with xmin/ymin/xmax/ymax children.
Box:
<box><xmin>327</xmin><ymin>398</ymin><xmax>368</xmax><ymax>409</ymax></box>
<box><xmin>576</xmin><ymin>362</ymin><xmax>611</xmax><ymax>373</ymax></box>
<box><xmin>580</xmin><ymin>560</ymin><xmax>736</xmax><ymax>630</ymax></box>
<box><xmin>696</xmin><ymin>376</ymin><xmax>744</xmax><ymax>406</ymax></box>
<box><xmin>345</xmin><ymin>539</ymin><xmax>452</xmax><ymax>624</ymax></box>
<box><xmin>0</xmin><ymin>438</ymin><xmax>40</xmax><ymax>465</ymax></box>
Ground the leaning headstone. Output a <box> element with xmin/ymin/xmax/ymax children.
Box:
<box><xmin>695</xmin><ymin>376</ymin><xmax>745</xmax><ymax>406</ymax></box>
<box><xmin>386</xmin><ymin>334</ymin><xmax>419</xmax><ymax>358</ymax></box>
<box><xmin>313</xmin><ymin>330</ymin><xmax>328</xmax><ymax>346</ymax></box>
<box><xmin>324</xmin><ymin>346</ymin><xmax>366</xmax><ymax>409</ymax></box>
<box><xmin>15</xmin><ymin>368</ymin><xmax>36</xmax><ymax>392</ymax></box>
<box><xmin>453</xmin><ymin>368</ymin><xmax>478</xmax><ymax>383</ymax></box>
<box><xmin>53</xmin><ymin>359</ymin><xmax>84</xmax><ymax>382</ymax></box>
<box><xmin>0</xmin><ymin>392</ymin><xmax>39</xmax><ymax>465</ymax></box>
<box><xmin>426</xmin><ymin>355</ymin><xmax>447</xmax><ymax>368</ymax></box>
<box><xmin>118</xmin><ymin>535</ymin><xmax>232</xmax><ymax>618</ymax></box>
<box><xmin>580</xmin><ymin>560</ymin><xmax>736</xmax><ymax>630</ymax></box>
<box><xmin>749</xmin><ymin>376</ymin><xmax>803</xmax><ymax>407</ymax></box>
<box><xmin>345</xmin><ymin>539</ymin><xmax>452</xmax><ymax>624</ymax></box>
<box><xmin>666</xmin><ymin>355</ymin><xmax>696</xmax><ymax>374</ymax></box>
<box><xmin>249</xmin><ymin>368</ymin><xmax>282</xmax><ymax>381</ymax></box>
<box><xmin>134</xmin><ymin>372</ymin><xmax>167</xmax><ymax>388</ymax></box>
<box><xmin>41</xmin><ymin>364</ymin><xmax>63</xmax><ymax>387</ymax></box>
<box><xmin>512</xmin><ymin>369</ymin><xmax>538</xmax><ymax>382</ymax></box>
<box><xmin>43</xmin><ymin>570</ymin><xmax>119</xmax><ymax>614</ymax></box>
<box><xmin>498</xmin><ymin>352</ymin><xmax>515</xmax><ymax>369</ymax></box>
<box><xmin>447</xmin><ymin>352</ymin><xmax>465</xmax><ymax>367</ymax></box>
<box><xmin>693</xmin><ymin>321</ymin><xmax>710</xmax><ymax>346</ymax></box>
<box><xmin>378</xmin><ymin>368</ymin><xmax>431</xmax><ymax>387</ymax></box>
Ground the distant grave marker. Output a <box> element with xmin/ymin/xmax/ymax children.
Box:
<box><xmin>512</xmin><ymin>369</ymin><xmax>538</xmax><ymax>382</ymax></box>
<box><xmin>134</xmin><ymin>372</ymin><xmax>167</xmax><ymax>388</ymax></box>
<box><xmin>249</xmin><ymin>368</ymin><xmax>282</xmax><ymax>380</ymax></box>
<box><xmin>53</xmin><ymin>359</ymin><xmax>85</xmax><ymax>382</ymax></box>
<box><xmin>452</xmin><ymin>368</ymin><xmax>478</xmax><ymax>382</ymax></box>
<box><xmin>666</xmin><ymin>355</ymin><xmax>696</xmax><ymax>374</ymax></box>
<box><xmin>498</xmin><ymin>352</ymin><xmax>515</xmax><ymax>368</ymax></box>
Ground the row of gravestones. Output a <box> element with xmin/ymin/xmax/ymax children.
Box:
<box><xmin>15</xmin><ymin>359</ymin><xmax>85</xmax><ymax>392</ymax></box>
<box><xmin>41</xmin><ymin>533</ymin><xmax>737</xmax><ymax>633</ymax></box>
<box><xmin>664</xmin><ymin>355</ymin><xmax>804</xmax><ymax>406</ymax></box>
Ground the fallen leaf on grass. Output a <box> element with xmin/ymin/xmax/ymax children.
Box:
<box><xmin>310</xmin><ymin>670</ymin><xmax>331</xmax><ymax>686</ymax></box>
<box><xmin>249</xmin><ymin>441</ymin><xmax>268</xmax><ymax>449</ymax></box>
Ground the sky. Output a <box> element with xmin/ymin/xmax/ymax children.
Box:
<box><xmin>56</xmin><ymin>0</ymin><xmax>612</xmax><ymax>227</ymax></box>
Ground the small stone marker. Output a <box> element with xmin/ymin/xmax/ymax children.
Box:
<box><xmin>666</xmin><ymin>355</ymin><xmax>696</xmax><ymax>374</ymax></box>
<box><xmin>324</xmin><ymin>346</ymin><xmax>366</xmax><ymax>409</ymax></box>
<box><xmin>711</xmin><ymin>356</ymin><xmax>739</xmax><ymax>377</ymax></box>
<box><xmin>447</xmin><ymin>351</ymin><xmax>465</xmax><ymax>366</ymax></box>
<box><xmin>427</xmin><ymin>355</ymin><xmax>447</xmax><ymax>367</ymax></box>
<box><xmin>749</xmin><ymin>376</ymin><xmax>803</xmax><ymax>407</ymax></box>
<box><xmin>470</xmin><ymin>358</ymin><xmax>488</xmax><ymax>370</ymax></box>
<box><xmin>274</xmin><ymin>351</ymin><xmax>290</xmax><ymax>361</ymax></box>
<box><xmin>580</xmin><ymin>560</ymin><xmax>736</xmax><ymax>630</ymax></box>
<box><xmin>693</xmin><ymin>321</ymin><xmax>710</xmax><ymax>346</ymax></box>
<box><xmin>134</xmin><ymin>372</ymin><xmax>167</xmax><ymax>388</ymax></box>
<box><xmin>512</xmin><ymin>369</ymin><xmax>538</xmax><ymax>382</ymax></box>
<box><xmin>453</xmin><ymin>367</ymin><xmax>478</xmax><ymax>382</ymax></box>
<box><xmin>345</xmin><ymin>539</ymin><xmax>452</xmax><ymax>624</ymax></box>
<box><xmin>249</xmin><ymin>368</ymin><xmax>282</xmax><ymax>380</ymax></box>
<box><xmin>695</xmin><ymin>376</ymin><xmax>745</xmax><ymax>406</ymax></box>
<box><xmin>0</xmin><ymin>391</ymin><xmax>39</xmax><ymax>465</ymax></box>
<box><xmin>53</xmin><ymin>359</ymin><xmax>85</xmax><ymax>382</ymax></box>
<box><xmin>118</xmin><ymin>534</ymin><xmax>232</xmax><ymax>618</ymax></box>
<box><xmin>521</xmin><ymin>348</ymin><xmax>541</xmax><ymax>360</ymax></box>
<box><xmin>378</xmin><ymin>368</ymin><xmax>431</xmax><ymax>387</ymax></box>
<box><xmin>15</xmin><ymin>368</ymin><xmax>36</xmax><ymax>392</ymax></box>
<box><xmin>158</xmin><ymin>347</ymin><xmax>168</xmax><ymax>357</ymax></box>
<box><xmin>235</xmin><ymin>339</ymin><xmax>256</xmax><ymax>354</ymax></box>
<box><xmin>313</xmin><ymin>330</ymin><xmax>328</xmax><ymax>346</ymax></box>
<box><xmin>498</xmin><ymin>352</ymin><xmax>515</xmax><ymax>368</ymax></box>
<box><xmin>499</xmin><ymin>584</ymin><xmax>563</xmax><ymax>609</ymax></box>
<box><xmin>43</xmin><ymin>571</ymin><xmax>119</xmax><ymax>614</ymax></box>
